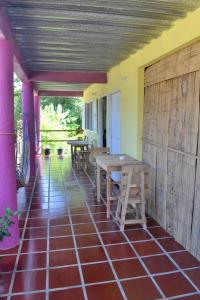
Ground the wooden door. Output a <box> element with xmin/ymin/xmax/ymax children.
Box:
<box><xmin>143</xmin><ymin>40</ymin><xmax>200</xmax><ymax>260</ymax></box>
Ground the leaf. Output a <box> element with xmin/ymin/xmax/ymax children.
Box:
<box><xmin>5</xmin><ymin>208</ymin><xmax>13</xmax><ymax>216</ymax></box>
<box><xmin>0</xmin><ymin>208</ymin><xmax>20</xmax><ymax>241</ymax></box>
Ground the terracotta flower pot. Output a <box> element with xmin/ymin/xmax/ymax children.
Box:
<box><xmin>44</xmin><ymin>148</ymin><xmax>50</xmax><ymax>156</ymax></box>
<box><xmin>57</xmin><ymin>148</ymin><xmax>63</xmax><ymax>155</ymax></box>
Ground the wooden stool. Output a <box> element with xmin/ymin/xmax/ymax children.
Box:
<box><xmin>75</xmin><ymin>145</ymin><xmax>89</xmax><ymax>169</ymax></box>
<box><xmin>115</xmin><ymin>164</ymin><xmax>149</xmax><ymax>231</ymax></box>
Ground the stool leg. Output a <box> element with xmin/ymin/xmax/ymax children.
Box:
<box><xmin>135</xmin><ymin>203</ymin><xmax>140</xmax><ymax>219</ymax></box>
<box><xmin>120</xmin><ymin>203</ymin><xmax>127</xmax><ymax>232</ymax></box>
<box><xmin>116</xmin><ymin>199</ymin><xmax>121</xmax><ymax>218</ymax></box>
<box><xmin>97</xmin><ymin>165</ymin><xmax>101</xmax><ymax>202</ymax></box>
<box><xmin>106</xmin><ymin>171</ymin><xmax>111</xmax><ymax>219</ymax></box>
<box><xmin>141</xmin><ymin>202</ymin><xmax>147</xmax><ymax>230</ymax></box>
<box><xmin>120</xmin><ymin>224</ymin><xmax>125</xmax><ymax>231</ymax></box>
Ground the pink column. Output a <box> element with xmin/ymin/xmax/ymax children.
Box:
<box><xmin>0</xmin><ymin>39</ymin><xmax>19</xmax><ymax>249</ymax></box>
<box><xmin>22</xmin><ymin>82</ymin><xmax>36</xmax><ymax>177</ymax></box>
<box><xmin>34</xmin><ymin>95</ymin><xmax>41</xmax><ymax>154</ymax></box>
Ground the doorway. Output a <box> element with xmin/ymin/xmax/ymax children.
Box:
<box><xmin>98</xmin><ymin>96</ymin><xmax>107</xmax><ymax>147</ymax></box>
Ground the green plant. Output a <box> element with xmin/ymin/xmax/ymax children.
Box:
<box><xmin>40</xmin><ymin>98</ymin><xmax>83</xmax><ymax>153</ymax></box>
<box><xmin>0</xmin><ymin>208</ymin><xmax>19</xmax><ymax>241</ymax></box>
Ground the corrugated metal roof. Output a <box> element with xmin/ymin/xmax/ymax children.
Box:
<box><xmin>35</xmin><ymin>82</ymin><xmax>90</xmax><ymax>91</ymax></box>
<box><xmin>1</xmin><ymin>0</ymin><xmax>200</xmax><ymax>92</ymax></box>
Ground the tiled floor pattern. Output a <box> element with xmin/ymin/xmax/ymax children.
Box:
<box><xmin>0</xmin><ymin>156</ymin><xmax>200</xmax><ymax>300</ymax></box>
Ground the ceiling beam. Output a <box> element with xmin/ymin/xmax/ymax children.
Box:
<box><xmin>38</xmin><ymin>90</ymin><xmax>83</xmax><ymax>97</ymax></box>
<box><xmin>29</xmin><ymin>71</ymin><xmax>107</xmax><ymax>84</ymax></box>
<box><xmin>0</xmin><ymin>6</ymin><xmax>29</xmax><ymax>82</ymax></box>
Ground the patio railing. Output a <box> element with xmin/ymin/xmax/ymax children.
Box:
<box><xmin>39</xmin><ymin>129</ymin><xmax>81</xmax><ymax>143</ymax></box>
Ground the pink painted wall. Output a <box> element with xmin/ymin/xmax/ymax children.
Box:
<box><xmin>34</xmin><ymin>95</ymin><xmax>41</xmax><ymax>154</ymax></box>
<box><xmin>22</xmin><ymin>82</ymin><xmax>36</xmax><ymax>177</ymax></box>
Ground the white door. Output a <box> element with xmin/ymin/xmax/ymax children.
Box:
<box><xmin>110</xmin><ymin>92</ymin><xmax>121</xmax><ymax>154</ymax></box>
<box><xmin>109</xmin><ymin>92</ymin><xmax>121</xmax><ymax>180</ymax></box>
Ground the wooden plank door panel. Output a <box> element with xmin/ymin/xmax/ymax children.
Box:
<box><xmin>143</xmin><ymin>67</ymin><xmax>200</xmax><ymax>260</ymax></box>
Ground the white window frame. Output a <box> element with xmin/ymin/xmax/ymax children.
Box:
<box><xmin>84</xmin><ymin>100</ymin><xmax>97</xmax><ymax>132</ymax></box>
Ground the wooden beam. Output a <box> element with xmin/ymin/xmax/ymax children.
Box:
<box><xmin>30</xmin><ymin>71</ymin><xmax>107</xmax><ymax>84</ymax></box>
<box><xmin>38</xmin><ymin>90</ymin><xmax>83</xmax><ymax>97</ymax></box>
<box><xmin>0</xmin><ymin>6</ymin><xmax>29</xmax><ymax>82</ymax></box>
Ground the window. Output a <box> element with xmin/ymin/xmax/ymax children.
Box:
<box><xmin>84</xmin><ymin>100</ymin><xmax>97</xmax><ymax>131</ymax></box>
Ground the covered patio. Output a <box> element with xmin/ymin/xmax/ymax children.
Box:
<box><xmin>0</xmin><ymin>0</ymin><xmax>200</xmax><ymax>299</ymax></box>
<box><xmin>1</xmin><ymin>156</ymin><xmax>200</xmax><ymax>299</ymax></box>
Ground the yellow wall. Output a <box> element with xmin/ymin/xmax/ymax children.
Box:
<box><xmin>84</xmin><ymin>7</ymin><xmax>200</xmax><ymax>159</ymax></box>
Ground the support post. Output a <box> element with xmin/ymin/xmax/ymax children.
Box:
<box><xmin>0</xmin><ymin>39</ymin><xmax>19</xmax><ymax>249</ymax></box>
<box><xmin>22</xmin><ymin>82</ymin><xmax>36</xmax><ymax>177</ymax></box>
<box><xmin>34</xmin><ymin>95</ymin><xmax>41</xmax><ymax>155</ymax></box>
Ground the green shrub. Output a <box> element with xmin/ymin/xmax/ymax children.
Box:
<box><xmin>0</xmin><ymin>208</ymin><xmax>19</xmax><ymax>241</ymax></box>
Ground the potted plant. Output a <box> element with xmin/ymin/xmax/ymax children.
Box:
<box><xmin>0</xmin><ymin>208</ymin><xmax>19</xmax><ymax>285</ymax></box>
<box><xmin>44</xmin><ymin>145</ymin><xmax>51</xmax><ymax>156</ymax></box>
<box><xmin>57</xmin><ymin>147</ymin><xmax>63</xmax><ymax>156</ymax></box>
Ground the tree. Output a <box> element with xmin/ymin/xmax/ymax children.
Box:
<box><xmin>41</xmin><ymin>97</ymin><xmax>82</xmax><ymax>128</ymax></box>
<box><xmin>40</xmin><ymin>97</ymin><xmax>83</xmax><ymax>153</ymax></box>
<box><xmin>14</xmin><ymin>74</ymin><xmax>22</xmax><ymax>134</ymax></box>
<box><xmin>13</xmin><ymin>75</ymin><xmax>83</xmax><ymax>154</ymax></box>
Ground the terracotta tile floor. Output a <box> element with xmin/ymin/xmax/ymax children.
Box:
<box><xmin>0</xmin><ymin>156</ymin><xmax>200</xmax><ymax>300</ymax></box>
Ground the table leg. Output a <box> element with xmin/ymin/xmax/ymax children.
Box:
<box><xmin>74</xmin><ymin>146</ymin><xmax>77</xmax><ymax>164</ymax></box>
<box><xmin>97</xmin><ymin>165</ymin><xmax>101</xmax><ymax>202</ymax></box>
<box><xmin>71</xmin><ymin>145</ymin><xmax>74</xmax><ymax>163</ymax></box>
<box><xmin>107</xmin><ymin>170</ymin><xmax>111</xmax><ymax>219</ymax></box>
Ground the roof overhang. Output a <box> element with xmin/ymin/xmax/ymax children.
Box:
<box><xmin>29</xmin><ymin>71</ymin><xmax>107</xmax><ymax>84</ymax></box>
<box><xmin>0</xmin><ymin>6</ymin><xmax>28</xmax><ymax>82</ymax></box>
<box><xmin>38</xmin><ymin>90</ymin><xmax>83</xmax><ymax>97</ymax></box>
<box><xmin>0</xmin><ymin>1</ymin><xmax>200</xmax><ymax>97</ymax></box>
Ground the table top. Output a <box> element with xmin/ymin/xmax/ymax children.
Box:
<box><xmin>67</xmin><ymin>140</ymin><xmax>89</xmax><ymax>146</ymax></box>
<box><xmin>95</xmin><ymin>154</ymin><xmax>143</xmax><ymax>170</ymax></box>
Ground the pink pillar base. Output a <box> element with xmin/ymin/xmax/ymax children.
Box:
<box><xmin>0</xmin><ymin>217</ymin><xmax>19</xmax><ymax>250</ymax></box>
<box><xmin>0</xmin><ymin>135</ymin><xmax>19</xmax><ymax>249</ymax></box>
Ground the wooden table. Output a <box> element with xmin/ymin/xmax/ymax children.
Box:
<box><xmin>95</xmin><ymin>154</ymin><xmax>144</xmax><ymax>218</ymax></box>
<box><xmin>67</xmin><ymin>140</ymin><xmax>89</xmax><ymax>163</ymax></box>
